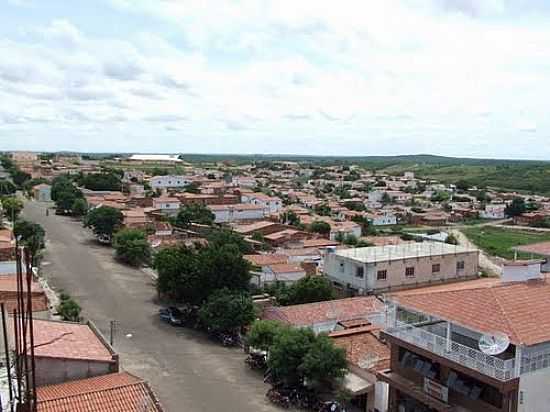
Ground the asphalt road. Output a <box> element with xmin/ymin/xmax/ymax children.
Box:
<box><xmin>22</xmin><ymin>200</ymin><xmax>279</xmax><ymax>412</ymax></box>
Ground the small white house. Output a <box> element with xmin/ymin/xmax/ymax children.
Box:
<box><xmin>480</xmin><ymin>203</ymin><xmax>506</xmax><ymax>219</ymax></box>
<box><xmin>208</xmin><ymin>203</ymin><xmax>265</xmax><ymax>223</ymax></box>
<box><xmin>149</xmin><ymin>175</ymin><xmax>193</xmax><ymax>190</ymax></box>
<box><xmin>152</xmin><ymin>197</ymin><xmax>181</xmax><ymax>215</ymax></box>
<box><xmin>367</xmin><ymin>210</ymin><xmax>397</xmax><ymax>226</ymax></box>
<box><xmin>242</xmin><ymin>193</ymin><xmax>282</xmax><ymax>215</ymax></box>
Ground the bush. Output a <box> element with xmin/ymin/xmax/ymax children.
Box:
<box><xmin>113</xmin><ymin>229</ymin><xmax>151</xmax><ymax>266</ymax></box>
<box><xmin>57</xmin><ymin>293</ymin><xmax>81</xmax><ymax>322</ymax></box>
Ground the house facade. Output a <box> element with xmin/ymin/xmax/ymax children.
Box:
<box><xmin>149</xmin><ymin>175</ymin><xmax>193</xmax><ymax>190</ymax></box>
<box><xmin>325</xmin><ymin>242</ymin><xmax>479</xmax><ymax>295</ymax></box>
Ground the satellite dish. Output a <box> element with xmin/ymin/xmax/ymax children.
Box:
<box><xmin>478</xmin><ymin>332</ymin><xmax>510</xmax><ymax>355</ymax></box>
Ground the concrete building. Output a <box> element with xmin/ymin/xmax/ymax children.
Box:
<box><xmin>377</xmin><ymin>270</ymin><xmax>550</xmax><ymax>412</ymax></box>
<box><xmin>325</xmin><ymin>242</ymin><xmax>479</xmax><ymax>295</ymax></box>
<box><xmin>33</xmin><ymin>183</ymin><xmax>52</xmax><ymax>202</ymax></box>
<box><xmin>30</xmin><ymin>319</ymin><xmax>119</xmax><ymax>386</ymax></box>
<box><xmin>149</xmin><ymin>175</ymin><xmax>192</xmax><ymax>190</ymax></box>
<box><xmin>152</xmin><ymin>197</ymin><xmax>181</xmax><ymax>216</ymax></box>
<box><xmin>208</xmin><ymin>203</ymin><xmax>265</xmax><ymax>223</ymax></box>
<box><xmin>480</xmin><ymin>204</ymin><xmax>506</xmax><ymax>219</ymax></box>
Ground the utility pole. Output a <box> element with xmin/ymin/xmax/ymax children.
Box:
<box><xmin>110</xmin><ymin>320</ymin><xmax>117</xmax><ymax>346</ymax></box>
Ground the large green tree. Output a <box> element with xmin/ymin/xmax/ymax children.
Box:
<box><xmin>308</xmin><ymin>221</ymin><xmax>331</xmax><ymax>236</ymax></box>
<box><xmin>198</xmin><ymin>288</ymin><xmax>256</xmax><ymax>333</ymax></box>
<box><xmin>71</xmin><ymin>198</ymin><xmax>88</xmax><ymax>217</ymax></box>
<box><xmin>279</xmin><ymin>276</ymin><xmax>336</xmax><ymax>306</ymax></box>
<box><xmin>12</xmin><ymin>170</ymin><xmax>31</xmax><ymax>187</ymax></box>
<box><xmin>505</xmin><ymin>197</ymin><xmax>526</xmax><ymax>217</ymax></box>
<box><xmin>175</xmin><ymin>203</ymin><xmax>215</xmax><ymax>228</ymax></box>
<box><xmin>1</xmin><ymin>197</ymin><xmax>23</xmax><ymax>221</ymax></box>
<box><xmin>113</xmin><ymin>229</ymin><xmax>151</xmax><ymax>266</ymax></box>
<box><xmin>13</xmin><ymin>220</ymin><xmax>45</xmax><ymax>263</ymax></box>
<box><xmin>247</xmin><ymin>320</ymin><xmax>287</xmax><ymax>352</ymax></box>
<box><xmin>0</xmin><ymin>180</ymin><xmax>16</xmax><ymax>196</ymax></box>
<box><xmin>207</xmin><ymin>229</ymin><xmax>252</xmax><ymax>254</ymax></box>
<box><xmin>84</xmin><ymin>206</ymin><xmax>123</xmax><ymax>239</ymax></box>
<box><xmin>154</xmin><ymin>243</ymin><xmax>251</xmax><ymax>305</ymax></box>
<box><xmin>300</xmin><ymin>334</ymin><xmax>347</xmax><ymax>389</ymax></box>
<box><xmin>79</xmin><ymin>171</ymin><xmax>122</xmax><ymax>191</ymax></box>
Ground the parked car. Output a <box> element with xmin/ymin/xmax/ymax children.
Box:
<box><xmin>159</xmin><ymin>306</ymin><xmax>184</xmax><ymax>326</ymax></box>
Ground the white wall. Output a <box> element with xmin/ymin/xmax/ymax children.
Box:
<box><xmin>518</xmin><ymin>366</ymin><xmax>550</xmax><ymax>412</ymax></box>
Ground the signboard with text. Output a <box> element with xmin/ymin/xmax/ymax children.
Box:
<box><xmin>423</xmin><ymin>377</ymin><xmax>449</xmax><ymax>403</ymax></box>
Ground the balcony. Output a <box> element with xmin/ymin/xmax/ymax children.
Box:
<box><xmin>385</xmin><ymin>322</ymin><xmax>516</xmax><ymax>381</ymax></box>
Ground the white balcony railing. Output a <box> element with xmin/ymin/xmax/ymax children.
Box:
<box><xmin>386</xmin><ymin>322</ymin><xmax>516</xmax><ymax>381</ymax></box>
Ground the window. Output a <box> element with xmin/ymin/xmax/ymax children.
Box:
<box><xmin>456</xmin><ymin>261</ymin><xmax>465</xmax><ymax>271</ymax></box>
<box><xmin>377</xmin><ymin>269</ymin><xmax>387</xmax><ymax>280</ymax></box>
<box><xmin>405</xmin><ymin>267</ymin><xmax>415</xmax><ymax>277</ymax></box>
<box><xmin>339</xmin><ymin>262</ymin><xmax>345</xmax><ymax>273</ymax></box>
<box><xmin>432</xmin><ymin>263</ymin><xmax>441</xmax><ymax>274</ymax></box>
<box><xmin>355</xmin><ymin>266</ymin><xmax>364</xmax><ymax>278</ymax></box>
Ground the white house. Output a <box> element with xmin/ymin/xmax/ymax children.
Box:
<box><xmin>208</xmin><ymin>203</ymin><xmax>265</xmax><ymax>223</ymax></box>
<box><xmin>152</xmin><ymin>197</ymin><xmax>181</xmax><ymax>215</ymax></box>
<box><xmin>367</xmin><ymin>210</ymin><xmax>397</xmax><ymax>226</ymax></box>
<box><xmin>149</xmin><ymin>175</ymin><xmax>193</xmax><ymax>190</ymax></box>
<box><xmin>480</xmin><ymin>203</ymin><xmax>506</xmax><ymax>219</ymax></box>
<box><xmin>242</xmin><ymin>193</ymin><xmax>283</xmax><ymax>215</ymax></box>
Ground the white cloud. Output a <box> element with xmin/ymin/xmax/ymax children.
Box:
<box><xmin>1</xmin><ymin>1</ymin><xmax>550</xmax><ymax>157</ymax></box>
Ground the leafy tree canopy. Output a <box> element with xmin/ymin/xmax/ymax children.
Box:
<box><xmin>175</xmin><ymin>203</ymin><xmax>215</xmax><ymax>228</ymax></box>
<box><xmin>247</xmin><ymin>320</ymin><xmax>288</xmax><ymax>352</ymax></box>
<box><xmin>198</xmin><ymin>288</ymin><xmax>256</xmax><ymax>333</ymax></box>
<box><xmin>1</xmin><ymin>196</ymin><xmax>24</xmax><ymax>221</ymax></box>
<box><xmin>113</xmin><ymin>228</ymin><xmax>151</xmax><ymax>267</ymax></box>
<box><xmin>505</xmin><ymin>197</ymin><xmax>526</xmax><ymax>217</ymax></box>
<box><xmin>79</xmin><ymin>171</ymin><xmax>122</xmax><ymax>191</ymax></box>
<box><xmin>308</xmin><ymin>221</ymin><xmax>331</xmax><ymax>235</ymax></box>
<box><xmin>84</xmin><ymin>206</ymin><xmax>123</xmax><ymax>238</ymax></box>
<box><xmin>14</xmin><ymin>220</ymin><xmax>45</xmax><ymax>260</ymax></box>
<box><xmin>0</xmin><ymin>180</ymin><xmax>16</xmax><ymax>196</ymax></box>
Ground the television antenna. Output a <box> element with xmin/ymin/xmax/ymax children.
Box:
<box><xmin>478</xmin><ymin>332</ymin><xmax>510</xmax><ymax>355</ymax></box>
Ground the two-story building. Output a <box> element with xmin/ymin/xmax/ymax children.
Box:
<box><xmin>377</xmin><ymin>269</ymin><xmax>550</xmax><ymax>412</ymax></box>
<box><xmin>149</xmin><ymin>175</ymin><xmax>193</xmax><ymax>190</ymax></box>
<box><xmin>325</xmin><ymin>242</ymin><xmax>479</xmax><ymax>295</ymax></box>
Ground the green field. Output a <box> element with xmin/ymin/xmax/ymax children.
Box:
<box><xmin>461</xmin><ymin>226</ymin><xmax>550</xmax><ymax>259</ymax></box>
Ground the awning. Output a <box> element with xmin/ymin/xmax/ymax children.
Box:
<box><xmin>343</xmin><ymin>372</ymin><xmax>373</xmax><ymax>395</ymax></box>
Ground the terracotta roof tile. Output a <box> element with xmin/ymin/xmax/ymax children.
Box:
<box><xmin>393</xmin><ymin>280</ymin><xmax>550</xmax><ymax>346</ymax></box>
<box><xmin>33</xmin><ymin>320</ymin><xmax>114</xmax><ymax>362</ymax></box>
<box><xmin>331</xmin><ymin>328</ymin><xmax>390</xmax><ymax>372</ymax></box>
<box><xmin>37</xmin><ymin>372</ymin><xmax>164</xmax><ymax>412</ymax></box>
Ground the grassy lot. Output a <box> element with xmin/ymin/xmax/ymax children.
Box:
<box><xmin>461</xmin><ymin>226</ymin><xmax>550</xmax><ymax>259</ymax></box>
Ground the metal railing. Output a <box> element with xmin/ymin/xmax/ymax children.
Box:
<box><xmin>386</xmin><ymin>322</ymin><xmax>516</xmax><ymax>381</ymax></box>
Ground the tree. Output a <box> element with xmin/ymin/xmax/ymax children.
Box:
<box><xmin>198</xmin><ymin>288</ymin><xmax>256</xmax><ymax>333</ymax></box>
<box><xmin>184</xmin><ymin>182</ymin><xmax>201</xmax><ymax>194</ymax></box>
<box><xmin>113</xmin><ymin>229</ymin><xmax>151</xmax><ymax>266</ymax></box>
<box><xmin>455</xmin><ymin>180</ymin><xmax>470</xmax><ymax>191</ymax></box>
<box><xmin>12</xmin><ymin>170</ymin><xmax>31</xmax><ymax>187</ymax></box>
<box><xmin>314</xmin><ymin>203</ymin><xmax>332</xmax><ymax>216</ymax></box>
<box><xmin>55</xmin><ymin>190</ymin><xmax>79</xmax><ymax>213</ymax></box>
<box><xmin>84</xmin><ymin>206</ymin><xmax>123</xmax><ymax>240</ymax></box>
<box><xmin>268</xmin><ymin>327</ymin><xmax>317</xmax><ymax>386</ymax></box>
<box><xmin>207</xmin><ymin>229</ymin><xmax>252</xmax><ymax>254</ymax></box>
<box><xmin>175</xmin><ymin>203</ymin><xmax>215</xmax><ymax>228</ymax></box>
<box><xmin>308</xmin><ymin>221</ymin><xmax>331</xmax><ymax>236</ymax></box>
<box><xmin>79</xmin><ymin>171</ymin><xmax>122</xmax><ymax>191</ymax></box>
<box><xmin>381</xmin><ymin>192</ymin><xmax>392</xmax><ymax>205</ymax></box>
<box><xmin>343</xmin><ymin>234</ymin><xmax>358</xmax><ymax>246</ymax></box>
<box><xmin>445</xmin><ymin>233</ymin><xmax>459</xmax><ymax>245</ymax></box>
<box><xmin>247</xmin><ymin>320</ymin><xmax>287</xmax><ymax>352</ymax></box>
<box><xmin>300</xmin><ymin>334</ymin><xmax>347</xmax><ymax>389</ymax></box>
<box><xmin>51</xmin><ymin>176</ymin><xmax>75</xmax><ymax>201</ymax></box>
<box><xmin>71</xmin><ymin>198</ymin><xmax>88</xmax><ymax>217</ymax></box>
<box><xmin>57</xmin><ymin>293</ymin><xmax>81</xmax><ymax>322</ymax></box>
<box><xmin>154</xmin><ymin>243</ymin><xmax>251</xmax><ymax>305</ymax></box>
<box><xmin>2</xmin><ymin>197</ymin><xmax>23</xmax><ymax>221</ymax></box>
<box><xmin>505</xmin><ymin>197</ymin><xmax>526</xmax><ymax>217</ymax></box>
<box><xmin>0</xmin><ymin>180</ymin><xmax>16</xmax><ymax>195</ymax></box>
<box><xmin>279</xmin><ymin>276</ymin><xmax>336</xmax><ymax>306</ymax></box>
<box><xmin>14</xmin><ymin>220</ymin><xmax>45</xmax><ymax>263</ymax></box>
<box><xmin>431</xmin><ymin>191</ymin><xmax>451</xmax><ymax>202</ymax></box>
<box><xmin>281</xmin><ymin>211</ymin><xmax>301</xmax><ymax>226</ymax></box>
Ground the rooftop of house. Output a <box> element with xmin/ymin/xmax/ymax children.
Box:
<box><xmin>244</xmin><ymin>254</ymin><xmax>288</xmax><ymax>267</ymax></box>
<box><xmin>37</xmin><ymin>372</ymin><xmax>164</xmax><ymax>412</ymax></box>
<box><xmin>267</xmin><ymin>263</ymin><xmax>305</xmax><ymax>274</ymax></box>
<box><xmin>333</xmin><ymin>241</ymin><xmax>478</xmax><ymax>263</ymax></box>
<box><xmin>301</xmin><ymin>238</ymin><xmax>340</xmax><ymax>248</ymax></box>
<box><xmin>330</xmin><ymin>327</ymin><xmax>390</xmax><ymax>372</ymax></box>
<box><xmin>32</xmin><ymin>319</ymin><xmax>114</xmax><ymax>362</ymax></box>
<box><xmin>392</xmin><ymin>279</ymin><xmax>550</xmax><ymax>346</ymax></box>
<box><xmin>263</xmin><ymin>296</ymin><xmax>383</xmax><ymax>327</ymax></box>
<box><xmin>232</xmin><ymin>221</ymin><xmax>279</xmax><ymax>233</ymax></box>
<box><xmin>208</xmin><ymin>203</ymin><xmax>265</xmax><ymax>211</ymax></box>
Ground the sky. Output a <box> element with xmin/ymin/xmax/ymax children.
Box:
<box><xmin>1</xmin><ymin>0</ymin><xmax>550</xmax><ymax>159</ymax></box>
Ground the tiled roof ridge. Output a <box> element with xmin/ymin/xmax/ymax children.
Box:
<box><xmin>40</xmin><ymin>378</ymin><xmax>146</xmax><ymax>402</ymax></box>
<box><xmin>490</xmin><ymin>287</ymin><xmax>523</xmax><ymax>344</ymax></box>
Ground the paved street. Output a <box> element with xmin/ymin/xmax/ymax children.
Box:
<box><xmin>22</xmin><ymin>200</ymin><xmax>279</xmax><ymax>412</ymax></box>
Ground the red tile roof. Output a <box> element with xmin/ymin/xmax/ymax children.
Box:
<box><xmin>33</xmin><ymin>320</ymin><xmax>114</xmax><ymax>362</ymax></box>
<box><xmin>393</xmin><ymin>280</ymin><xmax>550</xmax><ymax>346</ymax></box>
<box><xmin>263</xmin><ymin>296</ymin><xmax>383</xmax><ymax>327</ymax></box>
<box><xmin>37</xmin><ymin>372</ymin><xmax>164</xmax><ymax>412</ymax></box>
<box><xmin>244</xmin><ymin>254</ymin><xmax>288</xmax><ymax>267</ymax></box>
<box><xmin>331</xmin><ymin>328</ymin><xmax>390</xmax><ymax>372</ymax></box>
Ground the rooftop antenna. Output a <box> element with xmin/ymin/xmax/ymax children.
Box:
<box><xmin>478</xmin><ymin>332</ymin><xmax>510</xmax><ymax>355</ymax></box>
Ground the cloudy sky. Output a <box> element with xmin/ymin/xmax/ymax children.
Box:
<box><xmin>1</xmin><ymin>0</ymin><xmax>550</xmax><ymax>159</ymax></box>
